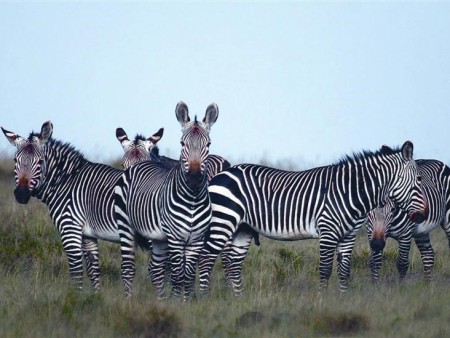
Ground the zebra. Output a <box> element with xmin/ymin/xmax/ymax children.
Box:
<box><xmin>366</xmin><ymin>159</ymin><xmax>450</xmax><ymax>282</ymax></box>
<box><xmin>115</xmin><ymin>125</ymin><xmax>260</xmax><ymax>294</ymax></box>
<box><xmin>0</xmin><ymin>121</ymin><xmax>150</xmax><ymax>292</ymax></box>
<box><xmin>115</xmin><ymin>127</ymin><xmax>168</xmax><ymax>169</ymax></box>
<box><xmin>114</xmin><ymin>101</ymin><xmax>220</xmax><ymax>300</ymax></box>
<box><xmin>198</xmin><ymin>142</ymin><xmax>429</xmax><ymax>294</ymax></box>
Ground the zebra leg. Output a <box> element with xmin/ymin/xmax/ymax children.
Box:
<box><xmin>115</xmin><ymin>179</ymin><xmax>136</xmax><ymax>297</ymax></box>
<box><xmin>396</xmin><ymin>233</ymin><xmax>413</xmax><ymax>281</ymax></box>
<box><xmin>149</xmin><ymin>240</ymin><xmax>169</xmax><ymax>300</ymax></box>
<box><xmin>117</xmin><ymin>225</ymin><xmax>136</xmax><ymax>297</ymax></box>
<box><xmin>59</xmin><ymin>228</ymin><xmax>84</xmax><ymax>290</ymax></box>
<box><xmin>318</xmin><ymin>234</ymin><xmax>339</xmax><ymax>291</ymax></box>
<box><xmin>183</xmin><ymin>240</ymin><xmax>204</xmax><ymax>302</ymax></box>
<box><xmin>336</xmin><ymin>233</ymin><xmax>357</xmax><ymax>293</ymax></box>
<box><xmin>198</xmin><ymin>222</ymin><xmax>237</xmax><ymax>295</ymax></box>
<box><xmin>82</xmin><ymin>236</ymin><xmax>101</xmax><ymax>291</ymax></box>
<box><xmin>369</xmin><ymin>248</ymin><xmax>383</xmax><ymax>284</ymax></box>
<box><xmin>414</xmin><ymin>233</ymin><xmax>434</xmax><ymax>282</ymax></box>
<box><xmin>220</xmin><ymin>224</ymin><xmax>256</xmax><ymax>296</ymax></box>
<box><xmin>168</xmin><ymin>238</ymin><xmax>185</xmax><ymax>300</ymax></box>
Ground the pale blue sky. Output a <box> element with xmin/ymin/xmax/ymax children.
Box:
<box><xmin>1</xmin><ymin>2</ymin><xmax>449</xmax><ymax>168</ymax></box>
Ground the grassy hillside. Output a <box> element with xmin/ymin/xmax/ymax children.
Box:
<box><xmin>1</xmin><ymin>157</ymin><xmax>450</xmax><ymax>337</ymax></box>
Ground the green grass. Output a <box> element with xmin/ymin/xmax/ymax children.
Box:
<box><xmin>2</xmin><ymin>170</ymin><xmax>450</xmax><ymax>337</ymax></box>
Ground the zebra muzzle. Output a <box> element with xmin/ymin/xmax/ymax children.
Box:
<box><xmin>14</xmin><ymin>186</ymin><xmax>31</xmax><ymax>204</ymax></box>
<box><xmin>370</xmin><ymin>238</ymin><xmax>386</xmax><ymax>253</ymax></box>
<box><xmin>186</xmin><ymin>171</ymin><xmax>204</xmax><ymax>190</ymax></box>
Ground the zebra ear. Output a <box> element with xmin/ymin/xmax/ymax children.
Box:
<box><xmin>1</xmin><ymin>126</ymin><xmax>22</xmax><ymax>146</ymax></box>
<box><xmin>175</xmin><ymin>101</ymin><xmax>190</xmax><ymax>127</ymax></box>
<box><xmin>116</xmin><ymin>127</ymin><xmax>129</xmax><ymax>144</ymax></box>
<box><xmin>149</xmin><ymin>128</ymin><xmax>164</xmax><ymax>144</ymax></box>
<box><xmin>401</xmin><ymin>141</ymin><xmax>414</xmax><ymax>161</ymax></box>
<box><xmin>39</xmin><ymin>121</ymin><xmax>53</xmax><ymax>144</ymax></box>
<box><xmin>203</xmin><ymin>103</ymin><xmax>219</xmax><ymax>130</ymax></box>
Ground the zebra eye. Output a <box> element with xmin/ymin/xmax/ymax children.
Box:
<box><xmin>207</xmin><ymin>142</ymin><xmax>211</xmax><ymax>147</ymax></box>
<box><xmin>180</xmin><ymin>141</ymin><xmax>185</xmax><ymax>146</ymax></box>
<box><xmin>13</xmin><ymin>157</ymin><xmax>17</xmax><ymax>162</ymax></box>
<box><xmin>390</xmin><ymin>207</ymin><xmax>396</xmax><ymax>213</ymax></box>
<box><xmin>417</xmin><ymin>176</ymin><xmax>422</xmax><ymax>182</ymax></box>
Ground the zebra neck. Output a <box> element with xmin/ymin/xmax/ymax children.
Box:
<box><xmin>336</xmin><ymin>157</ymin><xmax>385</xmax><ymax>217</ymax></box>
<box><xmin>367</xmin><ymin>155</ymin><xmax>401</xmax><ymax>210</ymax></box>
<box><xmin>176</xmin><ymin>167</ymin><xmax>209</xmax><ymax>199</ymax></box>
<box><xmin>34</xmin><ymin>142</ymin><xmax>87</xmax><ymax>203</ymax></box>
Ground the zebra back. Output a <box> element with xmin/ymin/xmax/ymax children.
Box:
<box><xmin>208</xmin><ymin>143</ymin><xmax>426</xmax><ymax>239</ymax></box>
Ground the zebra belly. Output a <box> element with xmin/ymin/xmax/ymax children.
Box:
<box><xmin>244</xmin><ymin>218</ymin><xmax>320</xmax><ymax>240</ymax></box>
<box><xmin>83</xmin><ymin>224</ymin><xmax>120</xmax><ymax>243</ymax></box>
<box><xmin>127</xmin><ymin>211</ymin><xmax>167</xmax><ymax>241</ymax></box>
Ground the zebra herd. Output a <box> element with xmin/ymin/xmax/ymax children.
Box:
<box><xmin>2</xmin><ymin>101</ymin><xmax>441</xmax><ymax>301</ymax></box>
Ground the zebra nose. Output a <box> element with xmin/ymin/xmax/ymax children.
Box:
<box><xmin>14</xmin><ymin>186</ymin><xmax>31</xmax><ymax>204</ymax></box>
<box><xmin>370</xmin><ymin>238</ymin><xmax>386</xmax><ymax>253</ymax></box>
<box><xmin>188</xmin><ymin>160</ymin><xmax>201</xmax><ymax>175</ymax></box>
<box><xmin>18</xmin><ymin>175</ymin><xmax>29</xmax><ymax>187</ymax></box>
<box><xmin>186</xmin><ymin>163</ymin><xmax>204</xmax><ymax>190</ymax></box>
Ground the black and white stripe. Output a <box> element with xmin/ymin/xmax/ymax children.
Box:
<box><xmin>366</xmin><ymin>159</ymin><xmax>449</xmax><ymax>282</ymax></box>
<box><xmin>198</xmin><ymin>142</ymin><xmax>429</xmax><ymax>294</ymax></box>
<box><xmin>114</xmin><ymin>102</ymin><xmax>219</xmax><ymax>300</ymax></box>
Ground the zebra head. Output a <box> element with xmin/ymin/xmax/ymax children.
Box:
<box><xmin>116</xmin><ymin>127</ymin><xmax>164</xmax><ymax>169</ymax></box>
<box><xmin>385</xmin><ymin>141</ymin><xmax>428</xmax><ymax>223</ymax></box>
<box><xmin>366</xmin><ymin>199</ymin><xmax>398</xmax><ymax>253</ymax></box>
<box><xmin>175</xmin><ymin>101</ymin><xmax>218</xmax><ymax>191</ymax></box>
<box><xmin>1</xmin><ymin>121</ymin><xmax>53</xmax><ymax>204</ymax></box>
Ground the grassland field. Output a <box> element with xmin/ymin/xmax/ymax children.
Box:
<box><xmin>1</xmin><ymin>157</ymin><xmax>450</xmax><ymax>338</ymax></box>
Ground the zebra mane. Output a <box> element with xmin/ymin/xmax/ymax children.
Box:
<box><xmin>43</xmin><ymin>136</ymin><xmax>87</xmax><ymax>163</ymax></box>
<box><xmin>27</xmin><ymin>131</ymin><xmax>41</xmax><ymax>141</ymax></box>
<box><xmin>149</xmin><ymin>146</ymin><xmax>160</xmax><ymax>158</ymax></box>
<box><xmin>336</xmin><ymin>146</ymin><xmax>401</xmax><ymax>166</ymax></box>
<box><xmin>133</xmin><ymin>134</ymin><xmax>147</xmax><ymax>145</ymax></box>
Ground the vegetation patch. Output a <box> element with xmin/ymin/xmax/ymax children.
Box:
<box><xmin>273</xmin><ymin>246</ymin><xmax>303</xmax><ymax>284</ymax></box>
<box><xmin>235</xmin><ymin>310</ymin><xmax>301</xmax><ymax>336</ymax></box>
<box><xmin>0</xmin><ymin>225</ymin><xmax>62</xmax><ymax>273</ymax></box>
<box><xmin>62</xmin><ymin>290</ymin><xmax>104</xmax><ymax>320</ymax></box>
<box><xmin>310</xmin><ymin>311</ymin><xmax>370</xmax><ymax>336</ymax></box>
<box><xmin>235</xmin><ymin>311</ymin><xmax>265</xmax><ymax>328</ymax></box>
<box><xmin>350</xmin><ymin>248</ymin><xmax>370</xmax><ymax>270</ymax></box>
<box><xmin>119</xmin><ymin>305</ymin><xmax>183</xmax><ymax>338</ymax></box>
